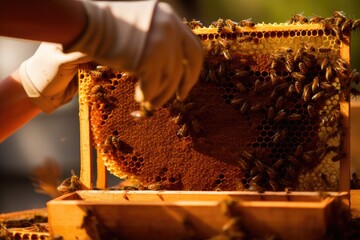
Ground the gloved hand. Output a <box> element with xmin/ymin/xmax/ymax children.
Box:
<box><xmin>65</xmin><ymin>0</ymin><xmax>203</xmax><ymax>109</ymax></box>
<box><xmin>19</xmin><ymin>42</ymin><xmax>91</xmax><ymax>113</ymax></box>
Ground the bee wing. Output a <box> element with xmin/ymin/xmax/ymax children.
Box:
<box><xmin>30</xmin><ymin>158</ymin><xmax>62</xmax><ymax>198</ymax></box>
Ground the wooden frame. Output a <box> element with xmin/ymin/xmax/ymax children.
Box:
<box><xmin>78</xmin><ymin>24</ymin><xmax>351</xmax><ymax>192</ymax></box>
<box><xmin>50</xmin><ymin>21</ymin><xmax>355</xmax><ymax>240</ymax></box>
<box><xmin>47</xmin><ymin>190</ymin><xmax>348</xmax><ymax>240</ymax></box>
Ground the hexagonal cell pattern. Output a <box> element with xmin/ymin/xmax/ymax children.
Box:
<box><xmin>78</xmin><ymin>18</ymin><xmax>352</xmax><ymax>191</ymax></box>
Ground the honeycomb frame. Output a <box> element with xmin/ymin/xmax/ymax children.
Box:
<box><xmin>78</xmin><ymin>19</ymin><xmax>351</xmax><ymax>193</ymax></box>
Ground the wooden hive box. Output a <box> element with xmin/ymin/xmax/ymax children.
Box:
<box><xmin>48</xmin><ymin>13</ymin><xmax>358</xmax><ymax>240</ymax></box>
<box><xmin>47</xmin><ymin>191</ymin><xmax>348</xmax><ymax>240</ymax></box>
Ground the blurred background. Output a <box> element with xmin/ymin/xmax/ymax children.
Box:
<box><xmin>1</xmin><ymin>0</ymin><xmax>360</xmax><ymax>213</ymax></box>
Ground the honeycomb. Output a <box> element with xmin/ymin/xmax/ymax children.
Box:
<box><xmin>79</xmin><ymin>12</ymin><xmax>358</xmax><ymax>192</ymax></box>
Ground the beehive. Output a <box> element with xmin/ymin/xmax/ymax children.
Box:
<box><xmin>78</xmin><ymin>13</ymin><xmax>357</xmax><ymax>192</ymax></box>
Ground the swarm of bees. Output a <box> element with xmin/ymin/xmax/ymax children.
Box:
<box><xmin>79</xmin><ymin>11</ymin><xmax>360</xmax><ymax>192</ymax></box>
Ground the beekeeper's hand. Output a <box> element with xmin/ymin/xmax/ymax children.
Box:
<box><xmin>66</xmin><ymin>0</ymin><xmax>203</xmax><ymax>109</ymax></box>
<box><xmin>19</xmin><ymin>42</ymin><xmax>91</xmax><ymax>113</ymax></box>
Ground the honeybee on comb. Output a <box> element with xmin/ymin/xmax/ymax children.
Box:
<box><xmin>79</xmin><ymin>12</ymin><xmax>357</xmax><ymax>192</ymax></box>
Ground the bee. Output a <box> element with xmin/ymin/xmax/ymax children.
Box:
<box><xmin>312</xmin><ymin>76</ymin><xmax>320</xmax><ymax>93</ymax></box>
<box><xmin>267</xmin><ymin>106</ymin><xmax>275</xmax><ymax>120</ymax></box>
<box><xmin>275</xmin><ymin>96</ymin><xmax>285</xmax><ymax>110</ymax></box>
<box><xmin>320</xmin><ymin>57</ymin><xmax>329</xmax><ymax>71</ymax></box>
<box><xmin>104</xmin><ymin>136</ymin><xmax>116</xmax><ymax>153</ymax></box>
<box><xmin>222</xmin><ymin>49</ymin><xmax>232</xmax><ymax>60</ymax></box>
<box><xmin>341</xmin><ymin>18</ymin><xmax>353</xmax><ymax>33</ymax></box>
<box><xmin>320</xmin><ymin>82</ymin><xmax>335</xmax><ymax>93</ymax></box>
<box><xmin>287</xmin><ymin>155</ymin><xmax>300</xmax><ymax>166</ymax></box>
<box><xmin>324</xmin><ymin>22</ymin><xmax>342</xmax><ymax>40</ymax></box>
<box><xmin>238</xmin><ymin>36</ymin><xmax>254</xmax><ymax>44</ymax></box>
<box><xmin>90</xmin><ymin>69</ymin><xmax>104</xmax><ymax>81</ymax></box>
<box><xmin>176</xmin><ymin>123</ymin><xmax>189</xmax><ymax>138</ymax></box>
<box><xmin>254</xmin><ymin>159</ymin><xmax>266</xmax><ymax>172</ymax></box>
<box><xmin>251</xmin><ymin>173</ymin><xmax>264</xmax><ymax>184</ymax></box>
<box><xmin>111</xmin><ymin>136</ymin><xmax>121</xmax><ymax>150</ymax></box>
<box><xmin>182</xmin><ymin>18</ymin><xmax>203</xmax><ymax>29</ymax></box>
<box><xmin>273</xmin><ymin>110</ymin><xmax>287</xmax><ymax>123</ymax></box>
<box><xmin>303</xmin><ymin>150</ymin><xmax>316</xmax><ymax>164</ymax></box>
<box><xmin>352</xmin><ymin>19</ymin><xmax>360</xmax><ymax>31</ymax></box>
<box><xmin>332</xmin><ymin>11</ymin><xmax>346</xmax><ymax>19</ymax></box>
<box><xmin>309</xmin><ymin>16</ymin><xmax>324</xmax><ymax>23</ymax></box>
<box><xmin>253</xmin><ymin>79</ymin><xmax>262</xmax><ymax>94</ymax></box>
<box><xmin>242</xmin><ymin>150</ymin><xmax>255</xmax><ymax>161</ymax></box>
<box><xmin>294</xmin><ymin>45</ymin><xmax>305</xmax><ymax>62</ymax></box>
<box><xmin>323</xmin><ymin>130</ymin><xmax>341</xmax><ymax>143</ymax></box>
<box><xmin>206</xmin><ymin>68</ymin><xmax>218</xmax><ymax>82</ymax></box>
<box><xmin>298</xmin><ymin>62</ymin><xmax>307</xmax><ymax>74</ymax></box>
<box><xmin>335</xmin><ymin>17</ymin><xmax>345</xmax><ymax>29</ymax></box>
<box><xmin>287</xmin><ymin>113</ymin><xmax>302</xmax><ymax>121</ymax></box>
<box><xmin>204</xmin><ymin>40</ymin><xmax>219</xmax><ymax>55</ymax></box>
<box><xmin>289</xmin><ymin>13</ymin><xmax>308</xmax><ymax>24</ymax></box>
<box><xmin>272</xmin><ymin>159</ymin><xmax>284</xmax><ymax>169</ymax></box>
<box><xmin>270</xmin><ymin>70</ymin><xmax>281</xmax><ymax>85</ymax></box>
<box><xmin>295</xmin><ymin>144</ymin><xmax>304</xmax><ymax>157</ymax></box>
<box><xmin>216</xmin><ymin>64</ymin><xmax>226</xmax><ymax>80</ymax></box>
<box><xmin>270</xmin><ymin>88</ymin><xmax>278</xmax><ymax>102</ymax></box>
<box><xmin>295</xmin><ymin>80</ymin><xmax>303</xmax><ymax>94</ymax></box>
<box><xmin>57</xmin><ymin>170</ymin><xmax>85</xmax><ymax>195</ymax></box>
<box><xmin>307</xmin><ymin>104</ymin><xmax>316</xmax><ymax>118</ymax></box>
<box><xmin>270</xmin><ymin>59</ymin><xmax>280</xmax><ymax>70</ymax></box>
<box><xmin>302</xmin><ymin>54</ymin><xmax>316</xmax><ymax>68</ymax></box>
<box><xmin>334</xmin><ymin>59</ymin><xmax>348</xmax><ymax>75</ymax></box>
<box><xmin>90</xmin><ymin>85</ymin><xmax>107</xmax><ymax>102</ymax></box>
<box><xmin>211</xmin><ymin>18</ymin><xmax>225</xmax><ymax>33</ymax></box>
<box><xmin>292</xmin><ymin>72</ymin><xmax>306</xmax><ymax>82</ymax></box>
<box><xmin>234</xmin><ymin>69</ymin><xmax>248</xmax><ymax>77</ymax></box>
<box><xmin>240</xmin><ymin>101</ymin><xmax>249</xmax><ymax>114</ymax></box>
<box><xmin>312</xmin><ymin>91</ymin><xmax>325</xmax><ymax>102</ymax></box>
<box><xmin>90</xmin><ymin>85</ymin><xmax>105</xmax><ymax>95</ymax></box>
<box><xmin>286</xmin><ymin>83</ymin><xmax>295</xmax><ymax>97</ymax></box>
<box><xmin>336</xmin><ymin>57</ymin><xmax>349</xmax><ymax>69</ymax></box>
<box><xmin>302</xmin><ymin>84</ymin><xmax>312</xmax><ymax>102</ymax></box>
<box><xmin>147</xmin><ymin>182</ymin><xmax>165</xmax><ymax>190</ymax></box>
<box><xmin>275</xmin><ymin>82</ymin><xmax>290</xmax><ymax>92</ymax></box>
<box><xmin>250</xmin><ymin>102</ymin><xmax>264</xmax><ymax>112</ymax></box>
<box><xmin>218</xmin><ymin>38</ymin><xmax>230</xmax><ymax>50</ymax></box>
<box><xmin>238</xmin><ymin>157</ymin><xmax>249</xmax><ymax>169</ymax></box>
<box><xmin>235</xmin><ymin>82</ymin><xmax>247</xmax><ymax>93</ymax></box>
<box><xmin>250</xmin><ymin>166</ymin><xmax>259</xmax><ymax>178</ymax></box>
<box><xmin>284</xmin><ymin>50</ymin><xmax>295</xmax><ymax>72</ymax></box>
<box><xmin>239</xmin><ymin>18</ymin><xmax>255</xmax><ymax>27</ymax></box>
<box><xmin>225</xmin><ymin>19</ymin><xmax>238</xmax><ymax>32</ymax></box>
<box><xmin>273</xmin><ymin>129</ymin><xmax>287</xmax><ymax>143</ymax></box>
<box><xmin>285</xmin><ymin>165</ymin><xmax>297</xmax><ymax>180</ymax></box>
<box><xmin>331</xmin><ymin>151</ymin><xmax>346</xmax><ymax>162</ymax></box>
<box><xmin>316</xmin><ymin>145</ymin><xmax>327</xmax><ymax>160</ymax></box>
<box><xmin>328</xmin><ymin>110</ymin><xmax>341</xmax><ymax>126</ymax></box>
<box><xmin>269</xmin><ymin>180</ymin><xmax>280</xmax><ymax>191</ymax></box>
<box><xmin>231</xmin><ymin>98</ymin><xmax>244</xmax><ymax>106</ymax></box>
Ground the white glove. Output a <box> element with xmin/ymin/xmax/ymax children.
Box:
<box><xmin>19</xmin><ymin>42</ymin><xmax>91</xmax><ymax>113</ymax></box>
<box><xmin>66</xmin><ymin>0</ymin><xmax>203</xmax><ymax>109</ymax></box>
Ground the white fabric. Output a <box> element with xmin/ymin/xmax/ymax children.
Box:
<box><xmin>19</xmin><ymin>43</ymin><xmax>91</xmax><ymax>113</ymax></box>
<box><xmin>66</xmin><ymin>0</ymin><xmax>203</xmax><ymax>109</ymax></box>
